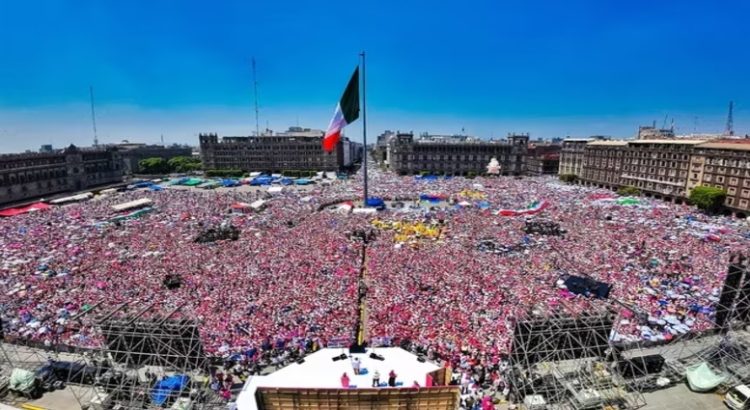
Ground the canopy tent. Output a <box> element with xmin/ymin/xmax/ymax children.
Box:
<box><xmin>112</xmin><ymin>198</ymin><xmax>153</xmax><ymax>212</ymax></box>
<box><xmin>50</xmin><ymin>192</ymin><xmax>93</xmax><ymax>205</ymax></box>
<box><xmin>133</xmin><ymin>181</ymin><xmax>154</xmax><ymax>188</ymax></box>
<box><xmin>110</xmin><ymin>207</ymin><xmax>153</xmax><ymax>222</ymax></box>
<box><xmin>198</xmin><ymin>181</ymin><xmax>220</xmax><ymax>189</ymax></box>
<box><xmin>9</xmin><ymin>368</ymin><xmax>35</xmax><ymax>393</ymax></box>
<box><xmin>181</xmin><ymin>178</ymin><xmax>203</xmax><ymax>186</ymax></box>
<box><xmin>221</xmin><ymin>178</ymin><xmax>241</xmax><ymax>187</ymax></box>
<box><xmin>295</xmin><ymin>178</ymin><xmax>312</xmax><ymax>185</ymax></box>
<box><xmin>250</xmin><ymin>199</ymin><xmax>267</xmax><ymax>211</ymax></box>
<box><xmin>280</xmin><ymin>177</ymin><xmax>294</xmax><ymax>186</ymax></box>
<box><xmin>0</xmin><ymin>202</ymin><xmax>51</xmax><ymax>217</ymax></box>
<box><xmin>250</xmin><ymin>176</ymin><xmax>273</xmax><ymax>186</ymax></box>
<box><xmin>365</xmin><ymin>197</ymin><xmax>386</xmax><ymax>210</ymax></box>
<box><xmin>419</xmin><ymin>193</ymin><xmax>448</xmax><ymax>202</ymax></box>
<box><xmin>267</xmin><ymin>186</ymin><xmax>283</xmax><ymax>193</ymax></box>
<box><xmin>686</xmin><ymin>362</ymin><xmax>726</xmax><ymax>392</ymax></box>
<box><xmin>150</xmin><ymin>375</ymin><xmax>189</xmax><ymax>406</ymax></box>
<box><xmin>149</xmin><ymin>185</ymin><xmax>164</xmax><ymax>191</ymax></box>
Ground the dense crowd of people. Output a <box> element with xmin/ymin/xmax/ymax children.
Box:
<box><xmin>1</xmin><ymin>163</ymin><xmax>749</xmax><ymax>407</ymax></box>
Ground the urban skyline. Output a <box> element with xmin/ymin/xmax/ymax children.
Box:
<box><xmin>1</xmin><ymin>0</ymin><xmax>749</xmax><ymax>152</ymax></box>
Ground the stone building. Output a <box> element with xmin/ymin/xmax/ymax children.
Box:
<box><xmin>559</xmin><ymin>139</ymin><xmax>593</xmax><ymax>177</ymax></box>
<box><xmin>689</xmin><ymin>139</ymin><xmax>750</xmax><ymax>214</ymax></box>
<box><xmin>580</xmin><ymin>140</ymin><xmax>628</xmax><ymax>189</ymax></box>
<box><xmin>526</xmin><ymin>143</ymin><xmax>561</xmax><ymax>175</ymax></box>
<box><xmin>0</xmin><ymin>145</ymin><xmax>123</xmax><ymax>206</ymax></box>
<box><xmin>199</xmin><ymin>127</ymin><xmax>361</xmax><ymax>172</ymax></box>
<box><xmin>619</xmin><ymin>140</ymin><xmax>702</xmax><ymax>200</ymax></box>
<box><xmin>386</xmin><ymin>133</ymin><xmax>529</xmax><ymax>176</ymax></box>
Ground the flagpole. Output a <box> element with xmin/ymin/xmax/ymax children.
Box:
<box><xmin>360</xmin><ymin>51</ymin><xmax>369</xmax><ymax>204</ymax></box>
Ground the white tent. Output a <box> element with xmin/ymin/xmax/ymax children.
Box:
<box><xmin>250</xmin><ymin>199</ymin><xmax>267</xmax><ymax>210</ymax></box>
<box><xmin>50</xmin><ymin>192</ymin><xmax>93</xmax><ymax>205</ymax></box>
<box><xmin>112</xmin><ymin>198</ymin><xmax>153</xmax><ymax>212</ymax></box>
<box><xmin>267</xmin><ymin>187</ymin><xmax>283</xmax><ymax>193</ymax></box>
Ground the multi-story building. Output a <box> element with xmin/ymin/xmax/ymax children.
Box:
<box><xmin>689</xmin><ymin>140</ymin><xmax>750</xmax><ymax>213</ymax></box>
<box><xmin>199</xmin><ymin>127</ymin><xmax>361</xmax><ymax>172</ymax></box>
<box><xmin>559</xmin><ymin>139</ymin><xmax>593</xmax><ymax>177</ymax></box>
<box><xmin>386</xmin><ymin>133</ymin><xmax>529</xmax><ymax>176</ymax></box>
<box><xmin>116</xmin><ymin>143</ymin><xmax>193</xmax><ymax>174</ymax></box>
<box><xmin>526</xmin><ymin>142</ymin><xmax>561</xmax><ymax>175</ymax></box>
<box><xmin>619</xmin><ymin>140</ymin><xmax>703</xmax><ymax>200</ymax></box>
<box><xmin>0</xmin><ymin>145</ymin><xmax>123</xmax><ymax>206</ymax></box>
<box><xmin>580</xmin><ymin>140</ymin><xmax>628</xmax><ymax>189</ymax></box>
<box><xmin>637</xmin><ymin>125</ymin><xmax>675</xmax><ymax>140</ymax></box>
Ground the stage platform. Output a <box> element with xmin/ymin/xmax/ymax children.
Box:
<box><xmin>237</xmin><ymin>347</ymin><xmax>443</xmax><ymax>410</ymax></box>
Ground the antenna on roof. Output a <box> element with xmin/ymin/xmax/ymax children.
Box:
<box><xmin>89</xmin><ymin>86</ymin><xmax>99</xmax><ymax>147</ymax></box>
<box><xmin>726</xmin><ymin>101</ymin><xmax>735</xmax><ymax>136</ymax></box>
<box><xmin>252</xmin><ymin>58</ymin><xmax>260</xmax><ymax>137</ymax></box>
<box><xmin>161</xmin><ymin>134</ymin><xmax>165</xmax><ymax>146</ymax></box>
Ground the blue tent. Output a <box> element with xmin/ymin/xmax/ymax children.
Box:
<box><xmin>280</xmin><ymin>178</ymin><xmax>294</xmax><ymax>186</ymax></box>
<box><xmin>221</xmin><ymin>179</ymin><xmax>240</xmax><ymax>187</ymax></box>
<box><xmin>149</xmin><ymin>185</ymin><xmax>164</xmax><ymax>191</ymax></box>
<box><xmin>151</xmin><ymin>375</ymin><xmax>189</xmax><ymax>406</ymax></box>
<box><xmin>134</xmin><ymin>181</ymin><xmax>154</xmax><ymax>188</ymax></box>
<box><xmin>250</xmin><ymin>176</ymin><xmax>273</xmax><ymax>186</ymax></box>
<box><xmin>295</xmin><ymin>178</ymin><xmax>312</xmax><ymax>185</ymax></box>
<box><xmin>366</xmin><ymin>197</ymin><xmax>386</xmax><ymax>210</ymax></box>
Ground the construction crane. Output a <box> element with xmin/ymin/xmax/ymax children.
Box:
<box><xmin>726</xmin><ymin>101</ymin><xmax>735</xmax><ymax>136</ymax></box>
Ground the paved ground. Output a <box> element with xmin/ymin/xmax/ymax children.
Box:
<box><xmin>642</xmin><ymin>383</ymin><xmax>727</xmax><ymax>410</ymax></box>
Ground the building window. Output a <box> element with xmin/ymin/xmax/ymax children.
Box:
<box><xmin>729</xmin><ymin>187</ymin><xmax>737</xmax><ymax>195</ymax></box>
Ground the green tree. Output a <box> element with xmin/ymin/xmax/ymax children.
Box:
<box><xmin>617</xmin><ymin>186</ymin><xmax>641</xmax><ymax>196</ymax></box>
<box><xmin>168</xmin><ymin>156</ymin><xmax>202</xmax><ymax>173</ymax></box>
<box><xmin>689</xmin><ymin>186</ymin><xmax>727</xmax><ymax>213</ymax></box>
<box><xmin>138</xmin><ymin>157</ymin><xmax>170</xmax><ymax>174</ymax></box>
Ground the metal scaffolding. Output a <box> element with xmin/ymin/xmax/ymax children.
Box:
<box><xmin>509</xmin><ymin>302</ymin><xmax>647</xmax><ymax>409</ymax></box>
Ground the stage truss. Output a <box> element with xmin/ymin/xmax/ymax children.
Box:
<box><xmin>509</xmin><ymin>302</ymin><xmax>647</xmax><ymax>410</ymax></box>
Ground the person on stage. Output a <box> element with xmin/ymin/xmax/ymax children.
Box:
<box><xmin>372</xmin><ymin>370</ymin><xmax>380</xmax><ymax>387</ymax></box>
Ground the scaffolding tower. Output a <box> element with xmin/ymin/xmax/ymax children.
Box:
<box><xmin>508</xmin><ymin>301</ymin><xmax>647</xmax><ymax>409</ymax></box>
<box><xmin>654</xmin><ymin>253</ymin><xmax>750</xmax><ymax>392</ymax></box>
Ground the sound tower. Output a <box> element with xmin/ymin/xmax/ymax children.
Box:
<box><xmin>734</xmin><ymin>255</ymin><xmax>750</xmax><ymax>323</ymax></box>
<box><xmin>715</xmin><ymin>256</ymin><xmax>745</xmax><ymax>331</ymax></box>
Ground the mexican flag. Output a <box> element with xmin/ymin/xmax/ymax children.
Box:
<box><xmin>322</xmin><ymin>67</ymin><xmax>360</xmax><ymax>152</ymax></box>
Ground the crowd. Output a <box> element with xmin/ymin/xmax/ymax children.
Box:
<box><xmin>1</xmin><ymin>162</ymin><xmax>749</xmax><ymax>407</ymax></box>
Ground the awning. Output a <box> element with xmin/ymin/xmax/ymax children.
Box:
<box><xmin>112</xmin><ymin>198</ymin><xmax>153</xmax><ymax>212</ymax></box>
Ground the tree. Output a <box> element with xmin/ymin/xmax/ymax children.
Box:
<box><xmin>689</xmin><ymin>186</ymin><xmax>727</xmax><ymax>213</ymax></box>
<box><xmin>138</xmin><ymin>157</ymin><xmax>170</xmax><ymax>174</ymax></box>
<box><xmin>559</xmin><ymin>174</ymin><xmax>578</xmax><ymax>183</ymax></box>
<box><xmin>168</xmin><ymin>156</ymin><xmax>202</xmax><ymax>173</ymax></box>
<box><xmin>617</xmin><ymin>186</ymin><xmax>641</xmax><ymax>196</ymax></box>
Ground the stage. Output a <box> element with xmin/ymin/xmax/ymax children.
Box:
<box><xmin>236</xmin><ymin>347</ymin><xmax>442</xmax><ymax>410</ymax></box>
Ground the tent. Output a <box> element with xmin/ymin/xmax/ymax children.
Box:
<box><xmin>280</xmin><ymin>177</ymin><xmax>294</xmax><ymax>186</ymax></box>
<box><xmin>149</xmin><ymin>185</ymin><xmax>164</xmax><ymax>192</ymax></box>
<box><xmin>182</xmin><ymin>178</ymin><xmax>203</xmax><ymax>186</ymax></box>
<box><xmin>295</xmin><ymin>178</ymin><xmax>312</xmax><ymax>185</ymax></box>
<box><xmin>686</xmin><ymin>362</ymin><xmax>726</xmax><ymax>392</ymax></box>
<box><xmin>10</xmin><ymin>368</ymin><xmax>36</xmax><ymax>393</ymax></box>
<box><xmin>366</xmin><ymin>197</ymin><xmax>386</xmax><ymax>210</ymax></box>
<box><xmin>251</xmin><ymin>176</ymin><xmax>273</xmax><ymax>186</ymax></box>
<box><xmin>221</xmin><ymin>179</ymin><xmax>241</xmax><ymax>187</ymax></box>
<box><xmin>250</xmin><ymin>199</ymin><xmax>267</xmax><ymax>211</ymax></box>
<box><xmin>150</xmin><ymin>374</ymin><xmax>189</xmax><ymax>406</ymax></box>
<box><xmin>110</xmin><ymin>207</ymin><xmax>153</xmax><ymax>222</ymax></box>
<box><xmin>0</xmin><ymin>202</ymin><xmax>51</xmax><ymax>217</ymax></box>
<box><xmin>419</xmin><ymin>194</ymin><xmax>447</xmax><ymax>202</ymax></box>
<box><xmin>112</xmin><ymin>198</ymin><xmax>153</xmax><ymax>212</ymax></box>
<box><xmin>268</xmin><ymin>186</ymin><xmax>283</xmax><ymax>193</ymax></box>
<box><xmin>50</xmin><ymin>192</ymin><xmax>93</xmax><ymax>205</ymax></box>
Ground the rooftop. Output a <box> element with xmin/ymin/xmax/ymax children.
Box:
<box><xmin>629</xmin><ymin>139</ymin><xmax>706</xmax><ymax>145</ymax></box>
<box><xmin>587</xmin><ymin>140</ymin><xmax>629</xmax><ymax>146</ymax></box>
<box><xmin>697</xmin><ymin>139</ymin><xmax>750</xmax><ymax>151</ymax></box>
<box><xmin>237</xmin><ymin>347</ymin><xmax>440</xmax><ymax>410</ymax></box>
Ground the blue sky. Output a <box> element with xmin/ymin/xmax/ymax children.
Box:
<box><xmin>0</xmin><ymin>0</ymin><xmax>748</xmax><ymax>152</ymax></box>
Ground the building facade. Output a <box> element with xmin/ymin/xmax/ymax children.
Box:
<box><xmin>0</xmin><ymin>145</ymin><xmax>123</xmax><ymax>206</ymax></box>
<box><xmin>386</xmin><ymin>133</ymin><xmax>529</xmax><ymax>176</ymax></box>
<box><xmin>526</xmin><ymin>143</ymin><xmax>561</xmax><ymax>175</ymax></box>
<box><xmin>116</xmin><ymin>143</ymin><xmax>193</xmax><ymax>174</ymax></box>
<box><xmin>580</xmin><ymin>141</ymin><xmax>628</xmax><ymax>189</ymax></box>
<box><xmin>619</xmin><ymin>140</ymin><xmax>700</xmax><ymax>199</ymax></box>
<box><xmin>199</xmin><ymin>127</ymin><xmax>361</xmax><ymax>172</ymax></box>
<box><xmin>688</xmin><ymin>140</ymin><xmax>750</xmax><ymax>213</ymax></box>
<box><xmin>559</xmin><ymin>139</ymin><xmax>593</xmax><ymax>177</ymax></box>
